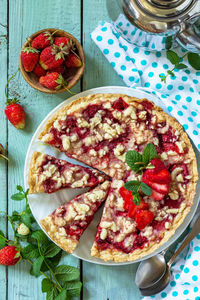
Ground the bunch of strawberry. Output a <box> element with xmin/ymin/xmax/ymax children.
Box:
<box><xmin>142</xmin><ymin>158</ymin><xmax>171</xmax><ymax>201</ymax></box>
<box><xmin>21</xmin><ymin>31</ymin><xmax>82</xmax><ymax>90</ymax></box>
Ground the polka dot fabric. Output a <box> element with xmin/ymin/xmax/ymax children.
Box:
<box><xmin>91</xmin><ymin>15</ymin><xmax>200</xmax><ymax>151</ymax></box>
<box><xmin>91</xmin><ymin>15</ymin><xmax>200</xmax><ymax>300</ymax></box>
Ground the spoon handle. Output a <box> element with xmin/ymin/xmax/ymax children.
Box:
<box><xmin>168</xmin><ymin>215</ymin><xmax>200</xmax><ymax>268</ymax></box>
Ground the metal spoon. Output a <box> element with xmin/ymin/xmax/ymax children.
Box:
<box><xmin>136</xmin><ymin>214</ymin><xmax>200</xmax><ymax>296</ymax></box>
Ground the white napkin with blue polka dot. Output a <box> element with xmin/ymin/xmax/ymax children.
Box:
<box><xmin>91</xmin><ymin>15</ymin><xmax>200</xmax><ymax>300</ymax></box>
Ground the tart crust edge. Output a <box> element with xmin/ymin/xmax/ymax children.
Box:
<box><xmin>28</xmin><ymin>151</ymin><xmax>45</xmax><ymax>194</ymax></box>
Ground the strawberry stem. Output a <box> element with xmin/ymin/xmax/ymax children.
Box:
<box><xmin>0</xmin><ymin>154</ymin><xmax>9</xmax><ymax>161</ymax></box>
<box><xmin>63</xmin><ymin>86</ymin><xmax>76</xmax><ymax>95</ymax></box>
<box><xmin>5</xmin><ymin>69</ymin><xmax>20</xmax><ymax>104</ymax></box>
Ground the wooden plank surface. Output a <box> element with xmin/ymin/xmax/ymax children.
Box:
<box><xmin>0</xmin><ymin>1</ymin><xmax>8</xmax><ymax>299</ymax></box>
<box><xmin>82</xmin><ymin>2</ymin><xmax>141</xmax><ymax>300</ymax></box>
<box><xmin>7</xmin><ymin>1</ymin><xmax>81</xmax><ymax>299</ymax></box>
<box><xmin>1</xmin><ymin>0</ymin><xmax>142</xmax><ymax>299</ymax></box>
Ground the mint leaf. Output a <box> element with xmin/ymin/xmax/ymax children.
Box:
<box><xmin>166</xmin><ymin>50</ymin><xmax>180</xmax><ymax>65</ymax></box>
<box><xmin>133</xmin><ymin>193</ymin><xmax>141</xmax><ymax>205</ymax></box>
<box><xmin>64</xmin><ymin>281</ymin><xmax>82</xmax><ymax>297</ymax></box>
<box><xmin>124</xmin><ymin>181</ymin><xmax>140</xmax><ymax>194</ymax></box>
<box><xmin>125</xmin><ymin>150</ymin><xmax>143</xmax><ymax>172</ymax></box>
<box><xmin>10</xmin><ymin>211</ymin><xmax>21</xmax><ymax>222</ymax></box>
<box><xmin>16</xmin><ymin>185</ymin><xmax>23</xmax><ymax>192</ymax></box>
<box><xmin>188</xmin><ymin>52</ymin><xmax>200</xmax><ymax>70</ymax></box>
<box><xmin>44</xmin><ymin>243</ymin><xmax>61</xmax><ymax>258</ymax></box>
<box><xmin>41</xmin><ymin>278</ymin><xmax>54</xmax><ymax>293</ymax></box>
<box><xmin>31</xmin><ymin>256</ymin><xmax>44</xmax><ymax>277</ymax></box>
<box><xmin>54</xmin><ymin>289</ymin><xmax>67</xmax><ymax>300</ymax></box>
<box><xmin>31</xmin><ymin>230</ymin><xmax>49</xmax><ymax>245</ymax></box>
<box><xmin>175</xmin><ymin>63</ymin><xmax>187</xmax><ymax>70</ymax></box>
<box><xmin>21</xmin><ymin>244</ymin><xmax>39</xmax><ymax>260</ymax></box>
<box><xmin>55</xmin><ymin>265</ymin><xmax>80</xmax><ymax>282</ymax></box>
<box><xmin>142</xmin><ymin>143</ymin><xmax>157</xmax><ymax>165</ymax></box>
<box><xmin>11</xmin><ymin>193</ymin><xmax>25</xmax><ymax>201</ymax></box>
<box><xmin>167</xmin><ymin>70</ymin><xmax>175</xmax><ymax>77</ymax></box>
<box><xmin>0</xmin><ymin>230</ymin><xmax>6</xmax><ymax>248</ymax></box>
<box><xmin>141</xmin><ymin>182</ymin><xmax>152</xmax><ymax>196</ymax></box>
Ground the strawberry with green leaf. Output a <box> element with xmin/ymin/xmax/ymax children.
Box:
<box><xmin>21</xmin><ymin>44</ymin><xmax>39</xmax><ymax>72</ymax></box>
<box><xmin>31</xmin><ymin>31</ymin><xmax>54</xmax><ymax>50</ymax></box>
<box><xmin>39</xmin><ymin>45</ymin><xmax>67</xmax><ymax>70</ymax></box>
<box><xmin>39</xmin><ymin>72</ymin><xmax>67</xmax><ymax>90</ymax></box>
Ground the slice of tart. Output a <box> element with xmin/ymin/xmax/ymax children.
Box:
<box><xmin>40</xmin><ymin>180</ymin><xmax>110</xmax><ymax>253</ymax></box>
<box><xmin>28</xmin><ymin>151</ymin><xmax>108</xmax><ymax>194</ymax></box>
<box><xmin>91</xmin><ymin>156</ymin><xmax>198</xmax><ymax>262</ymax></box>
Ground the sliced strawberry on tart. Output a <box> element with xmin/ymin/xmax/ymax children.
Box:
<box><xmin>28</xmin><ymin>151</ymin><xmax>108</xmax><ymax>194</ymax></box>
<box><xmin>40</xmin><ymin>181</ymin><xmax>110</xmax><ymax>253</ymax></box>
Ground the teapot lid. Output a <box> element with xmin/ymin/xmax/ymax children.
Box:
<box><xmin>123</xmin><ymin>0</ymin><xmax>197</xmax><ymax>20</ymax></box>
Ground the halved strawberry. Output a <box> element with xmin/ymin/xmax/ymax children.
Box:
<box><xmin>150</xmin><ymin>158</ymin><xmax>165</xmax><ymax>171</ymax></box>
<box><xmin>151</xmin><ymin>189</ymin><xmax>165</xmax><ymax>201</ymax></box>
<box><xmin>128</xmin><ymin>200</ymin><xmax>148</xmax><ymax>218</ymax></box>
<box><xmin>146</xmin><ymin>181</ymin><xmax>169</xmax><ymax>194</ymax></box>
<box><xmin>150</xmin><ymin>169</ymin><xmax>171</xmax><ymax>184</ymax></box>
<box><xmin>135</xmin><ymin>210</ymin><xmax>154</xmax><ymax>230</ymax></box>
<box><xmin>119</xmin><ymin>187</ymin><xmax>132</xmax><ymax>210</ymax></box>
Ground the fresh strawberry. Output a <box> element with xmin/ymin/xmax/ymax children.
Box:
<box><xmin>0</xmin><ymin>143</ymin><xmax>9</xmax><ymax>161</ymax></box>
<box><xmin>0</xmin><ymin>246</ymin><xmax>21</xmax><ymax>266</ymax></box>
<box><xmin>150</xmin><ymin>169</ymin><xmax>171</xmax><ymax>184</ymax></box>
<box><xmin>21</xmin><ymin>45</ymin><xmax>39</xmax><ymax>72</ymax></box>
<box><xmin>128</xmin><ymin>200</ymin><xmax>148</xmax><ymax>219</ymax></box>
<box><xmin>119</xmin><ymin>187</ymin><xmax>133</xmax><ymax>210</ymax></box>
<box><xmin>54</xmin><ymin>37</ymin><xmax>72</xmax><ymax>48</ymax></box>
<box><xmin>5</xmin><ymin>99</ymin><xmax>25</xmax><ymax>129</ymax></box>
<box><xmin>31</xmin><ymin>31</ymin><xmax>53</xmax><ymax>50</ymax></box>
<box><xmin>33</xmin><ymin>64</ymin><xmax>46</xmax><ymax>77</ymax></box>
<box><xmin>150</xmin><ymin>158</ymin><xmax>166</xmax><ymax>172</ymax></box>
<box><xmin>39</xmin><ymin>72</ymin><xmax>67</xmax><ymax>90</ymax></box>
<box><xmin>39</xmin><ymin>45</ymin><xmax>67</xmax><ymax>70</ymax></box>
<box><xmin>148</xmin><ymin>182</ymin><xmax>169</xmax><ymax>194</ymax></box>
<box><xmin>135</xmin><ymin>210</ymin><xmax>154</xmax><ymax>230</ymax></box>
<box><xmin>50</xmin><ymin>64</ymin><xmax>65</xmax><ymax>74</ymax></box>
<box><xmin>65</xmin><ymin>53</ymin><xmax>82</xmax><ymax>68</ymax></box>
<box><xmin>151</xmin><ymin>189</ymin><xmax>164</xmax><ymax>201</ymax></box>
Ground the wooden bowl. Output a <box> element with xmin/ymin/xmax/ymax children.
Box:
<box><xmin>19</xmin><ymin>28</ymin><xmax>85</xmax><ymax>94</ymax></box>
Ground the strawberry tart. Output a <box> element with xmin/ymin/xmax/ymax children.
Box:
<box><xmin>28</xmin><ymin>93</ymin><xmax>198</xmax><ymax>262</ymax></box>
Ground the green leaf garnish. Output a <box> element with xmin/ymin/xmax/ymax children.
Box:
<box><xmin>125</xmin><ymin>150</ymin><xmax>143</xmax><ymax>172</ymax></box>
<box><xmin>141</xmin><ymin>182</ymin><xmax>152</xmax><ymax>196</ymax></box>
<box><xmin>124</xmin><ymin>181</ymin><xmax>141</xmax><ymax>194</ymax></box>
<box><xmin>142</xmin><ymin>143</ymin><xmax>157</xmax><ymax>165</ymax></box>
<box><xmin>133</xmin><ymin>193</ymin><xmax>141</xmax><ymax>205</ymax></box>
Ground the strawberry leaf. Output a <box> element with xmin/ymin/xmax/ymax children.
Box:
<box><xmin>31</xmin><ymin>256</ymin><xmax>44</xmax><ymax>277</ymax></box>
<box><xmin>21</xmin><ymin>244</ymin><xmax>40</xmax><ymax>260</ymax></box>
<box><xmin>54</xmin><ymin>289</ymin><xmax>67</xmax><ymax>300</ymax></box>
<box><xmin>46</xmin><ymin>286</ymin><xmax>59</xmax><ymax>300</ymax></box>
<box><xmin>31</xmin><ymin>230</ymin><xmax>49</xmax><ymax>245</ymax></box>
<box><xmin>21</xmin><ymin>213</ymin><xmax>32</xmax><ymax>228</ymax></box>
<box><xmin>11</xmin><ymin>192</ymin><xmax>25</xmax><ymax>201</ymax></box>
<box><xmin>44</xmin><ymin>243</ymin><xmax>61</xmax><ymax>258</ymax></box>
<box><xmin>0</xmin><ymin>230</ymin><xmax>6</xmax><ymax>248</ymax></box>
<box><xmin>187</xmin><ymin>52</ymin><xmax>200</xmax><ymax>70</ymax></box>
<box><xmin>166</xmin><ymin>50</ymin><xmax>180</xmax><ymax>65</ymax></box>
<box><xmin>141</xmin><ymin>182</ymin><xmax>152</xmax><ymax>196</ymax></box>
<box><xmin>16</xmin><ymin>185</ymin><xmax>23</xmax><ymax>192</ymax></box>
<box><xmin>41</xmin><ymin>278</ymin><xmax>54</xmax><ymax>293</ymax></box>
<box><xmin>55</xmin><ymin>265</ymin><xmax>80</xmax><ymax>282</ymax></box>
<box><xmin>175</xmin><ymin>63</ymin><xmax>187</xmax><ymax>70</ymax></box>
<box><xmin>64</xmin><ymin>281</ymin><xmax>82</xmax><ymax>297</ymax></box>
<box><xmin>142</xmin><ymin>143</ymin><xmax>157</xmax><ymax>165</ymax></box>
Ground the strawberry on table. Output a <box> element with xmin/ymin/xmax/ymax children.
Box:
<box><xmin>65</xmin><ymin>53</ymin><xmax>82</xmax><ymax>68</ymax></box>
<box><xmin>31</xmin><ymin>31</ymin><xmax>53</xmax><ymax>50</ymax></box>
<box><xmin>5</xmin><ymin>100</ymin><xmax>25</xmax><ymax>129</ymax></box>
<box><xmin>0</xmin><ymin>246</ymin><xmax>21</xmax><ymax>266</ymax></box>
<box><xmin>21</xmin><ymin>45</ymin><xmax>39</xmax><ymax>72</ymax></box>
<box><xmin>33</xmin><ymin>64</ymin><xmax>46</xmax><ymax>77</ymax></box>
<box><xmin>39</xmin><ymin>72</ymin><xmax>67</xmax><ymax>90</ymax></box>
<box><xmin>39</xmin><ymin>45</ymin><xmax>66</xmax><ymax>70</ymax></box>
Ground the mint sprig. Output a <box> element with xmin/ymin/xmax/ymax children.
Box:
<box><xmin>160</xmin><ymin>50</ymin><xmax>200</xmax><ymax>83</ymax></box>
<box><xmin>0</xmin><ymin>185</ymin><xmax>82</xmax><ymax>300</ymax></box>
<box><xmin>124</xmin><ymin>143</ymin><xmax>157</xmax><ymax>205</ymax></box>
<box><xmin>125</xmin><ymin>143</ymin><xmax>157</xmax><ymax>174</ymax></box>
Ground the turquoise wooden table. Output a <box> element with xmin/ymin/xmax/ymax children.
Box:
<box><xmin>0</xmin><ymin>0</ymin><xmax>143</xmax><ymax>299</ymax></box>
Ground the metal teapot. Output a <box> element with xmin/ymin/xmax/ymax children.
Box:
<box><xmin>107</xmin><ymin>0</ymin><xmax>200</xmax><ymax>52</ymax></box>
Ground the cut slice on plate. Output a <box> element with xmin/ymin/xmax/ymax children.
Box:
<box><xmin>28</xmin><ymin>151</ymin><xmax>108</xmax><ymax>194</ymax></box>
<box><xmin>40</xmin><ymin>180</ymin><xmax>110</xmax><ymax>253</ymax></box>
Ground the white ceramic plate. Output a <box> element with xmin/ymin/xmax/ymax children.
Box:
<box><xmin>24</xmin><ymin>86</ymin><xmax>200</xmax><ymax>266</ymax></box>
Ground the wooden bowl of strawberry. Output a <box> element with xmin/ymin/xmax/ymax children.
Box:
<box><xmin>19</xmin><ymin>28</ymin><xmax>85</xmax><ymax>93</ymax></box>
